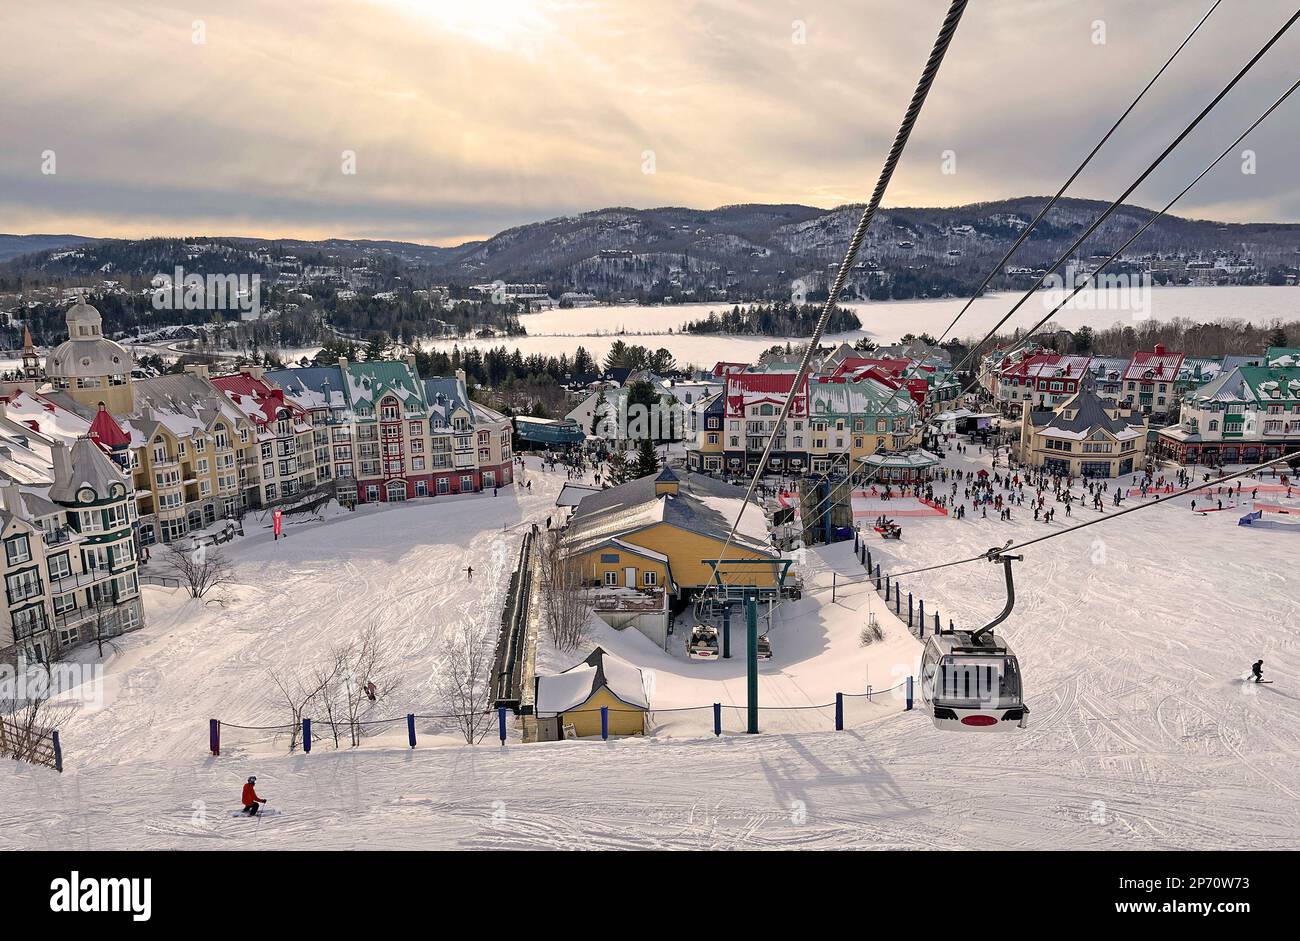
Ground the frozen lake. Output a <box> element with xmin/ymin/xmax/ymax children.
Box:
<box><xmin>421</xmin><ymin>284</ymin><xmax>1299</xmax><ymax>368</ymax></box>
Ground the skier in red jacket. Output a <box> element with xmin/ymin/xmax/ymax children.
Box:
<box><xmin>241</xmin><ymin>776</ymin><xmax>267</xmax><ymax>815</ymax></box>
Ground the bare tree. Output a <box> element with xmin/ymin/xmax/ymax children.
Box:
<box><xmin>537</xmin><ymin>530</ymin><xmax>590</xmax><ymax>653</ymax></box>
<box><xmin>268</xmin><ymin>665</ymin><xmax>332</xmax><ymax>752</ymax></box>
<box><xmin>0</xmin><ymin>663</ymin><xmax>78</xmax><ymax>767</ymax></box>
<box><xmin>435</xmin><ymin>623</ymin><xmax>495</xmax><ymax>744</ymax></box>
<box><xmin>345</xmin><ymin>625</ymin><xmax>401</xmax><ymax>746</ymax></box>
<box><xmin>166</xmin><ymin>542</ymin><xmax>234</xmax><ymax>599</ymax></box>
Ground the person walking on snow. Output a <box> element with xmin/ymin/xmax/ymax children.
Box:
<box><xmin>241</xmin><ymin>776</ymin><xmax>267</xmax><ymax>815</ymax></box>
<box><xmin>1251</xmin><ymin>659</ymin><xmax>1264</xmax><ymax>684</ymax></box>
<box><xmin>466</xmin><ymin>565</ymin><xmax>474</xmax><ymax>580</ymax></box>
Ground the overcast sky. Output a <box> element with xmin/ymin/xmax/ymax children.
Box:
<box><xmin>2</xmin><ymin>0</ymin><xmax>1298</xmax><ymax>244</ymax></box>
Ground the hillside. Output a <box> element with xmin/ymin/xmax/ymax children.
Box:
<box><xmin>4</xmin><ymin>199</ymin><xmax>1298</xmax><ymax>305</ymax></box>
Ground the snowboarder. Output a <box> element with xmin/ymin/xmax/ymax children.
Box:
<box><xmin>1251</xmin><ymin>659</ymin><xmax>1264</xmax><ymax>684</ymax></box>
<box><xmin>241</xmin><ymin>776</ymin><xmax>267</xmax><ymax>815</ymax></box>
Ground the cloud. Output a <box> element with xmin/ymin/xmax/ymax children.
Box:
<box><xmin>2</xmin><ymin>0</ymin><xmax>1298</xmax><ymax>243</ymax></box>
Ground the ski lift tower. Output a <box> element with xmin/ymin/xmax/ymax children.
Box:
<box><xmin>703</xmin><ymin>557</ymin><xmax>794</xmax><ymax>734</ymax></box>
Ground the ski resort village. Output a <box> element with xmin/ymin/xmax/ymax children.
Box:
<box><xmin>0</xmin><ymin>293</ymin><xmax>1297</xmax><ymax>852</ymax></box>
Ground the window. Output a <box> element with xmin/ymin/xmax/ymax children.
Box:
<box><xmin>604</xmin><ymin>571</ymin><xmax>618</xmax><ymax>586</ymax></box>
<box><xmin>5</xmin><ymin>535</ymin><xmax>31</xmax><ymax>566</ymax></box>
<box><xmin>644</xmin><ymin>571</ymin><xmax>658</xmax><ymax>587</ymax></box>
<box><xmin>459</xmin><ymin>474</ymin><xmax>474</xmax><ymax>492</ymax></box>
<box><xmin>436</xmin><ymin>477</ymin><xmax>449</xmax><ymax>494</ymax></box>
<box><xmin>6</xmin><ymin>570</ymin><xmax>43</xmax><ymax>605</ymax></box>
<box><xmin>47</xmin><ymin>553</ymin><xmax>72</xmax><ymax>581</ymax></box>
<box><xmin>53</xmin><ymin>593</ymin><xmax>77</xmax><ymax>615</ymax></box>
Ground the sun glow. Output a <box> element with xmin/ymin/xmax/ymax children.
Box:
<box><xmin>369</xmin><ymin>0</ymin><xmax>559</xmax><ymax>54</ymax></box>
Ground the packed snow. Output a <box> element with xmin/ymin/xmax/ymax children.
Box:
<box><xmin>4</xmin><ymin>450</ymin><xmax>1298</xmax><ymax>850</ymax></box>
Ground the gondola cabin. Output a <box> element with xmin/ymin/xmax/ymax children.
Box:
<box><xmin>919</xmin><ymin>630</ymin><xmax>1027</xmax><ymax>731</ymax></box>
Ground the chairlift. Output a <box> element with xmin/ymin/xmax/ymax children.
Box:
<box><xmin>918</xmin><ymin>547</ymin><xmax>1028</xmax><ymax>731</ymax></box>
<box><xmin>687</xmin><ymin>622</ymin><xmax>720</xmax><ymax>660</ymax></box>
<box><xmin>756</xmin><ymin>633</ymin><xmax>773</xmax><ymax>660</ymax></box>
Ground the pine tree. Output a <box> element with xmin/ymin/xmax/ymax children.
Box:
<box><xmin>606</xmin><ymin>449</ymin><xmax>630</xmax><ymax>486</ymax></box>
<box><xmin>633</xmin><ymin>438</ymin><xmax>659</xmax><ymax>478</ymax></box>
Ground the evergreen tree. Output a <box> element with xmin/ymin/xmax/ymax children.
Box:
<box><xmin>633</xmin><ymin>438</ymin><xmax>659</xmax><ymax>478</ymax></box>
<box><xmin>606</xmin><ymin>449</ymin><xmax>631</xmax><ymax>486</ymax></box>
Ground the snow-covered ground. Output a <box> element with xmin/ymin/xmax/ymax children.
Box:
<box><xmin>4</xmin><ymin>451</ymin><xmax>1297</xmax><ymax>850</ymax></box>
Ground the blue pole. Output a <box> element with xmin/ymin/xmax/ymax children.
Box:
<box><xmin>498</xmin><ymin>706</ymin><xmax>507</xmax><ymax>744</ymax></box>
<box><xmin>407</xmin><ymin>713</ymin><xmax>416</xmax><ymax>748</ymax></box>
<box><xmin>713</xmin><ymin>702</ymin><xmax>721</xmax><ymax>737</ymax></box>
<box><xmin>854</xmin><ymin>529</ymin><xmax>860</xmax><ymax>551</ymax></box>
<box><xmin>209</xmin><ymin>718</ymin><xmax>220</xmax><ymax>756</ymax></box>
<box><xmin>302</xmin><ymin>718</ymin><xmax>312</xmax><ymax>753</ymax></box>
<box><xmin>52</xmin><ymin>730</ymin><xmax>63</xmax><ymax>773</ymax></box>
<box><xmin>835</xmin><ymin>693</ymin><xmax>844</xmax><ymax>731</ymax></box>
<box><xmin>867</xmin><ymin>549</ymin><xmax>872</xmax><ymax>571</ymax></box>
<box><xmin>600</xmin><ymin>706</ymin><xmax>609</xmax><ymax>740</ymax></box>
<box><xmin>895</xmin><ymin>590</ymin><xmax>901</xmax><ymax>615</ymax></box>
<box><xmin>906</xmin><ymin>676</ymin><xmax>914</xmax><ymax>711</ymax></box>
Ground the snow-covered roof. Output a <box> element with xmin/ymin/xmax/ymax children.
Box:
<box><xmin>535</xmin><ymin>646</ymin><xmax>649</xmax><ymax>715</ymax></box>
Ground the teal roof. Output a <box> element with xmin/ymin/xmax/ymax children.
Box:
<box><xmin>343</xmin><ymin>360</ymin><xmax>426</xmax><ymax>409</ymax></box>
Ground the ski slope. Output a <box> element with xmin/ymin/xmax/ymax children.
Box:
<box><xmin>4</xmin><ymin>452</ymin><xmax>1298</xmax><ymax>849</ymax></box>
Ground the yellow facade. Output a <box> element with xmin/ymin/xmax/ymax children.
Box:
<box><xmin>574</xmin><ymin>544</ymin><xmax>670</xmax><ymax>591</ymax></box>
<box><xmin>560</xmin><ymin>687</ymin><xmax>646</xmax><ymax>738</ymax></box>
<box><xmin>628</xmin><ymin>522</ymin><xmax>781</xmax><ymax>591</ymax></box>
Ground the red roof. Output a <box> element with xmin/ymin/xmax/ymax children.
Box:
<box><xmin>212</xmin><ymin>373</ymin><xmax>306</xmax><ymax>427</ymax></box>
<box><xmin>89</xmin><ymin>404</ymin><xmax>131</xmax><ymax>449</ymax></box>
<box><xmin>1124</xmin><ymin>346</ymin><xmax>1184</xmax><ymax>383</ymax></box>
<box><xmin>724</xmin><ymin>372</ymin><xmax>808</xmax><ymax>416</ymax></box>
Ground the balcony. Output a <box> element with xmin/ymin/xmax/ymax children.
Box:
<box><xmin>43</xmin><ymin>526</ymin><xmax>74</xmax><ymax>547</ymax></box>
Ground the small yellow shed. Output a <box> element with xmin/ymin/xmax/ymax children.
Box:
<box><xmin>534</xmin><ymin>646</ymin><xmax>649</xmax><ymax>740</ymax></box>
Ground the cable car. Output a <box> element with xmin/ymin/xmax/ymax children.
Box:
<box><xmin>919</xmin><ymin>547</ymin><xmax>1029</xmax><ymax>731</ymax></box>
<box><xmin>687</xmin><ymin>623</ymin><xmax>720</xmax><ymax>660</ymax></box>
<box><xmin>919</xmin><ymin>631</ymin><xmax>1026</xmax><ymax>730</ymax></box>
<box><xmin>756</xmin><ymin>633</ymin><xmax>773</xmax><ymax>660</ymax></box>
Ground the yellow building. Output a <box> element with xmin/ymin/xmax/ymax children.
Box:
<box><xmin>1018</xmin><ymin>383</ymin><xmax>1149</xmax><ymax>478</ymax></box>
<box><xmin>45</xmin><ymin>297</ymin><xmax>134</xmax><ymax>414</ymax></box>
<box><xmin>534</xmin><ymin>646</ymin><xmax>649</xmax><ymax>739</ymax></box>
<box><xmin>563</xmin><ymin>466</ymin><xmax>785</xmax><ymax>596</ymax></box>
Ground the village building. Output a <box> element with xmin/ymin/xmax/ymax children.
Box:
<box><xmin>1119</xmin><ymin>344</ymin><xmax>1185</xmax><ymax>421</ymax></box>
<box><xmin>1156</xmin><ymin>364</ymin><xmax>1300</xmax><ymax>466</ymax></box>
<box><xmin>1018</xmin><ymin>383</ymin><xmax>1148</xmax><ymax>477</ymax></box>
<box><xmin>720</xmin><ymin>372</ymin><xmax>809</xmax><ymax>476</ymax></box>
<box><xmin>0</xmin><ymin>400</ymin><xmax>143</xmax><ymax>665</ymax></box>
<box><xmin>210</xmin><ymin>367</ymin><xmax>320</xmax><ymax>509</ymax></box>
<box><xmin>807</xmin><ymin>377</ymin><xmax>918</xmax><ymax>474</ymax></box>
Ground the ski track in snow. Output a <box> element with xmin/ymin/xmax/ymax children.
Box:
<box><xmin>6</xmin><ymin>452</ymin><xmax>1299</xmax><ymax>849</ymax></box>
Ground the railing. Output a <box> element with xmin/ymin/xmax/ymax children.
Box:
<box><xmin>0</xmin><ymin>714</ymin><xmax>62</xmax><ymax>772</ymax></box>
<box><xmin>491</xmin><ymin>529</ymin><xmax>535</xmax><ymax>710</ymax></box>
<box><xmin>591</xmin><ymin>589</ymin><xmax>666</xmax><ymax>613</ymax></box>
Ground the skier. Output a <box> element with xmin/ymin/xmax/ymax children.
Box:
<box><xmin>1251</xmin><ymin>659</ymin><xmax>1264</xmax><ymax>684</ymax></box>
<box><xmin>241</xmin><ymin>776</ymin><xmax>267</xmax><ymax>815</ymax></box>
<box><xmin>466</xmin><ymin>565</ymin><xmax>474</xmax><ymax>581</ymax></box>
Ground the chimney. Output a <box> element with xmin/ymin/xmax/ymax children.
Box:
<box><xmin>185</xmin><ymin>363</ymin><xmax>210</xmax><ymax>379</ymax></box>
<box><xmin>338</xmin><ymin>357</ymin><xmax>350</xmax><ymax>370</ymax></box>
<box><xmin>1154</xmin><ymin>343</ymin><xmax>1165</xmax><ymax>356</ymax></box>
<box><xmin>0</xmin><ymin>479</ymin><xmax>19</xmax><ymax>516</ymax></box>
<box><xmin>51</xmin><ymin>440</ymin><xmax>73</xmax><ymax>490</ymax></box>
<box><xmin>241</xmin><ymin>365</ymin><xmax>266</xmax><ymax>381</ymax></box>
<box><xmin>455</xmin><ymin>368</ymin><xmax>467</xmax><ymax>386</ymax></box>
<box><xmin>405</xmin><ymin>353</ymin><xmax>418</xmax><ymax>373</ymax></box>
